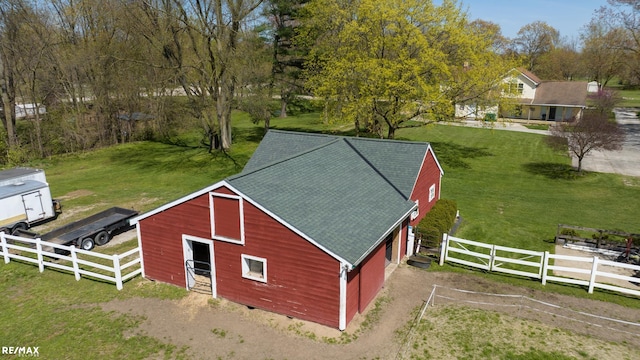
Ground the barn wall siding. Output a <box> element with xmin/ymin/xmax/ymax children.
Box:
<box><xmin>357</xmin><ymin>240</ymin><xmax>386</xmax><ymax>313</ymax></box>
<box><xmin>215</xmin><ymin>199</ymin><xmax>342</xmax><ymax>328</ymax></box>
<box><xmin>139</xmin><ymin>194</ymin><xmax>211</xmax><ymax>287</ymax></box>
<box><xmin>346</xmin><ymin>268</ymin><xmax>360</xmax><ymax>325</ymax></box>
<box><xmin>410</xmin><ymin>150</ymin><xmax>442</xmax><ymax>226</ymax></box>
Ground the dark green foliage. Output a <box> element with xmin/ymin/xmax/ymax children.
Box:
<box><xmin>559</xmin><ymin>228</ymin><xmax>578</xmax><ymax>237</ymax></box>
<box><xmin>416</xmin><ymin>198</ymin><xmax>458</xmax><ymax>245</ymax></box>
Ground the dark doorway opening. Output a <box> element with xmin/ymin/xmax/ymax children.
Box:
<box><xmin>385</xmin><ymin>237</ymin><xmax>393</xmax><ymax>266</ymax></box>
<box><xmin>192</xmin><ymin>241</ymin><xmax>211</xmax><ymax>275</ymax></box>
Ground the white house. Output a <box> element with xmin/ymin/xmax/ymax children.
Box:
<box><xmin>455</xmin><ymin>68</ymin><xmax>589</xmax><ymax>121</ymax></box>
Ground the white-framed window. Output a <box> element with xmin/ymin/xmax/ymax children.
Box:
<box><xmin>210</xmin><ymin>192</ymin><xmax>244</xmax><ymax>244</ymax></box>
<box><xmin>429</xmin><ymin>184</ymin><xmax>436</xmax><ymax>202</ymax></box>
<box><xmin>241</xmin><ymin>254</ymin><xmax>267</xmax><ymax>283</ymax></box>
<box><xmin>517</xmin><ymin>83</ymin><xmax>524</xmax><ymax>94</ymax></box>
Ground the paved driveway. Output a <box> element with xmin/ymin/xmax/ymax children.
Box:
<box><xmin>574</xmin><ymin>108</ymin><xmax>640</xmax><ymax>177</ymax></box>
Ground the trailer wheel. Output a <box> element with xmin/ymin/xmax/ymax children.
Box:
<box><xmin>94</xmin><ymin>231</ymin><xmax>110</xmax><ymax>246</ymax></box>
<box><xmin>11</xmin><ymin>223</ymin><xmax>27</xmax><ymax>236</ymax></box>
<box><xmin>80</xmin><ymin>237</ymin><xmax>95</xmax><ymax>251</ymax></box>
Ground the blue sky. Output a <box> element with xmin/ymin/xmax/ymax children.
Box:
<box><xmin>454</xmin><ymin>0</ymin><xmax>609</xmax><ymax>40</ymax></box>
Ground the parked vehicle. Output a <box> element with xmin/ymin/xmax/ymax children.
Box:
<box><xmin>15</xmin><ymin>207</ymin><xmax>138</xmax><ymax>252</ymax></box>
<box><xmin>0</xmin><ymin>168</ymin><xmax>61</xmax><ymax>235</ymax></box>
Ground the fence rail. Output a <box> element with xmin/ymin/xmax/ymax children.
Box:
<box><xmin>439</xmin><ymin>234</ymin><xmax>640</xmax><ymax>298</ymax></box>
<box><xmin>0</xmin><ymin>231</ymin><xmax>141</xmax><ymax>290</ymax></box>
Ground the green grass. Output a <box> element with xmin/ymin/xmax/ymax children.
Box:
<box><xmin>397</xmin><ymin>305</ymin><xmax>639</xmax><ymax>359</ymax></box>
<box><xmin>616</xmin><ymin>89</ymin><xmax>640</xmax><ymax>108</ymax></box>
<box><xmin>3</xmin><ymin>110</ymin><xmax>640</xmax><ymax>358</ymax></box>
<box><xmin>397</xmin><ymin>124</ymin><xmax>640</xmax><ymax>248</ymax></box>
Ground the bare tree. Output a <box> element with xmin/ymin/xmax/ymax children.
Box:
<box><xmin>547</xmin><ymin>113</ymin><xmax>625</xmax><ymax>173</ymax></box>
<box><xmin>0</xmin><ymin>1</ymin><xmax>21</xmax><ymax>150</ymax></box>
<box><xmin>136</xmin><ymin>0</ymin><xmax>264</xmax><ymax>151</ymax></box>
<box><xmin>514</xmin><ymin>21</ymin><xmax>560</xmax><ymax>72</ymax></box>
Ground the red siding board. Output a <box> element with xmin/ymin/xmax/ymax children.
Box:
<box><xmin>346</xmin><ymin>268</ymin><xmax>360</xmax><ymax>325</ymax></box>
<box><xmin>358</xmin><ymin>241</ymin><xmax>386</xmax><ymax>313</ymax></box>
<box><xmin>215</xmin><ymin>201</ymin><xmax>341</xmax><ymax>328</ymax></box>
<box><xmin>410</xmin><ymin>150</ymin><xmax>442</xmax><ymax>226</ymax></box>
<box><xmin>139</xmin><ymin>194</ymin><xmax>211</xmax><ymax>287</ymax></box>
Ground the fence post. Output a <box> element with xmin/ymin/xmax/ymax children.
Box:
<box><xmin>36</xmin><ymin>238</ymin><xmax>44</xmax><ymax>273</ymax></box>
<box><xmin>489</xmin><ymin>245</ymin><xmax>496</xmax><ymax>272</ymax></box>
<box><xmin>588</xmin><ymin>256</ymin><xmax>599</xmax><ymax>294</ymax></box>
<box><xmin>113</xmin><ymin>254</ymin><xmax>123</xmax><ymax>291</ymax></box>
<box><xmin>439</xmin><ymin>233</ymin><xmax>448</xmax><ymax>266</ymax></box>
<box><xmin>541</xmin><ymin>251</ymin><xmax>549</xmax><ymax>285</ymax></box>
<box><xmin>71</xmin><ymin>246</ymin><xmax>81</xmax><ymax>281</ymax></box>
<box><xmin>0</xmin><ymin>232</ymin><xmax>9</xmax><ymax>264</ymax></box>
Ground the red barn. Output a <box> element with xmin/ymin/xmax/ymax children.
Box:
<box><xmin>131</xmin><ymin>130</ymin><xmax>443</xmax><ymax>330</ymax></box>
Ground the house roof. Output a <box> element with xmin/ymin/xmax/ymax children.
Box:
<box><xmin>532</xmin><ymin>81</ymin><xmax>588</xmax><ymax>107</ymax></box>
<box><xmin>230</xmin><ymin>130</ymin><xmax>437</xmax><ymax>266</ymax></box>
<box><xmin>517</xmin><ymin>67</ymin><xmax>542</xmax><ymax>85</ymax></box>
<box><xmin>131</xmin><ymin>130</ymin><xmax>441</xmax><ymax>268</ymax></box>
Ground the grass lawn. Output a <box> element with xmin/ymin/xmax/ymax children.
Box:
<box><xmin>2</xmin><ymin>111</ymin><xmax>639</xmax><ymax>358</ymax></box>
<box><xmin>616</xmin><ymin>88</ymin><xmax>640</xmax><ymax>108</ymax></box>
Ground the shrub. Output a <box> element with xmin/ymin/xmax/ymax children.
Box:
<box><xmin>559</xmin><ymin>228</ymin><xmax>578</xmax><ymax>237</ymax></box>
<box><xmin>416</xmin><ymin>199</ymin><xmax>457</xmax><ymax>245</ymax></box>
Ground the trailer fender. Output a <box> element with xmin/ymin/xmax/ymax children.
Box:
<box><xmin>11</xmin><ymin>222</ymin><xmax>27</xmax><ymax>235</ymax></box>
<box><xmin>94</xmin><ymin>231</ymin><xmax>110</xmax><ymax>246</ymax></box>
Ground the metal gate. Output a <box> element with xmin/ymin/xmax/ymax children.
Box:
<box><xmin>185</xmin><ymin>259</ymin><xmax>212</xmax><ymax>292</ymax></box>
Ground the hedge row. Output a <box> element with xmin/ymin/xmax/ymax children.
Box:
<box><xmin>415</xmin><ymin>198</ymin><xmax>458</xmax><ymax>246</ymax></box>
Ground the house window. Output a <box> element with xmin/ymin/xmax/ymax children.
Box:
<box><xmin>517</xmin><ymin>83</ymin><xmax>524</xmax><ymax>94</ymax></box>
<box><xmin>241</xmin><ymin>254</ymin><xmax>267</xmax><ymax>283</ymax></box>
<box><xmin>429</xmin><ymin>184</ymin><xmax>436</xmax><ymax>202</ymax></box>
<box><xmin>211</xmin><ymin>192</ymin><xmax>244</xmax><ymax>244</ymax></box>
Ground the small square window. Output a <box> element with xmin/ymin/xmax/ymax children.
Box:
<box><xmin>241</xmin><ymin>254</ymin><xmax>267</xmax><ymax>283</ymax></box>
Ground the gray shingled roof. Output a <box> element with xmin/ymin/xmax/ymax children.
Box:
<box><xmin>229</xmin><ymin>130</ymin><xmax>430</xmax><ymax>266</ymax></box>
<box><xmin>533</xmin><ymin>81</ymin><xmax>588</xmax><ymax>107</ymax></box>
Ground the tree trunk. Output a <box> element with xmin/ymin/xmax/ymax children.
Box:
<box><xmin>0</xmin><ymin>54</ymin><xmax>17</xmax><ymax>147</ymax></box>
<box><xmin>280</xmin><ymin>97</ymin><xmax>287</xmax><ymax>118</ymax></box>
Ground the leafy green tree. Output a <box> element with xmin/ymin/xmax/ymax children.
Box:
<box><xmin>581</xmin><ymin>17</ymin><xmax>628</xmax><ymax>88</ymax></box>
<box><xmin>302</xmin><ymin>0</ymin><xmax>513</xmax><ymax>139</ymax></box>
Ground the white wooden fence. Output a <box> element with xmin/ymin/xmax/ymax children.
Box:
<box><xmin>0</xmin><ymin>231</ymin><xmax>141</xmax><ymax>290</ymax></box>
<box><xmin>439</xmin><ymin>234</ymin><xmax>640</xmax><ymax>298</ymax></box>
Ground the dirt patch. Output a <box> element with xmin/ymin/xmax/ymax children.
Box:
<box><xmin>57</xmin><ymin>189</ymin><xmax>95</xmax><ymax>200</ymax></box>
<box><xmin>101</xmin><ymin>266</ymin><xmax>640</xmax><ymax>359</ymax></box>
<box><xmin>554</xmin><ymin>245</ymin><xmax>640</xmax><ymax>290</ymax></box>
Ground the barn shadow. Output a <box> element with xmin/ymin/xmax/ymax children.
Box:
<box><xmin>523</xmin><ymin>162</ymin><xmax>581</xmax><ymax>180</ymax></box>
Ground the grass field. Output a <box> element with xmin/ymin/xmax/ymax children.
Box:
<box><xmin>615</xmin><ymin>89</ymin><xmax>640</xmax><ymax>108</ymax></box>
<box><xmin>2</xmin><ymin>111</ymin><xmax>640</xmax><ymax>359</ymax></box>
